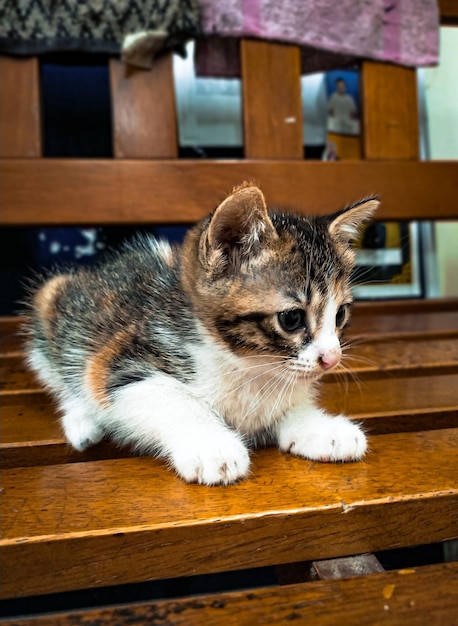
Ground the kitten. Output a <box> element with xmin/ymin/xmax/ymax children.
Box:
<box><xmin>24</xmin><ymin>183</ymin><xmax>378</xmax><ymax>485</ymax></box>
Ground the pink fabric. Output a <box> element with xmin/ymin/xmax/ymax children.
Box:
<box><xmin>195</xmin><ymin>0</ymin><xmax>439</xmax><ymax>76</ymax></box>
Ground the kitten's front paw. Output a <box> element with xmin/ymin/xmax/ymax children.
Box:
<box><xmin>170</xmin><ymin>430</ymin><xmax>250</xmax><ymax>486</ymax></box>
<box><xmin>62</xmin><ymin>407</ymin><xmax>104</xmax><ymax>451</ymax></box>
<box><xmin>279</xmin><ymin>415</ymin><xmax>367</xmax><ymax>462</ymax></box>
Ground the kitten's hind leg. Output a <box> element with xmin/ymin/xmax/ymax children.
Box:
<box><xmin>60</xmin><ymin>397</ymin><xmax>104</xmax><ymax>451</ymax></box>
<box><xmin>109</xmin><ymin>375</ymin><xmax>250</xmax><ymax>485</ymax></box>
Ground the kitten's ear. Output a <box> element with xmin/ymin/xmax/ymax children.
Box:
<box><xmin>328</xmin><ymin>197</ymin><xmax>379</xmax><ymax>244</ymax></box>
<box><xmin>207</xmin><ymin>183</ymin><xmax>277</xmax><ymax>257</ymax></box>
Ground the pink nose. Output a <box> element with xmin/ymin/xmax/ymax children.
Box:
<box><xmin>319</xmin><ymin>350</ymin><xmax>341</xmax><ymax>371</ymax></box>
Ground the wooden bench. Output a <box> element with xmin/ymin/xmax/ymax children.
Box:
<box><xmin>1</xmin><ymin>7</ymin><xmax>458</xmax><ymax>623</ymax></box>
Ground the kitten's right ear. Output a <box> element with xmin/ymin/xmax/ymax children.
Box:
<box><xmin>205</xmin><ymin>183</ymin><xmax>277</xmax><ymax>267</ymax></box>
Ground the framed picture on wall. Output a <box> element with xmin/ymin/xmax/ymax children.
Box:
<box><xmin>325</xmin><ymin>69</ymin><xmax>361</xmax><ymax>136</ymax></box>
<box><xmin>352</xmin><ymin>221</ymin><xmax>423</xmax><ymax>299</ymax></box>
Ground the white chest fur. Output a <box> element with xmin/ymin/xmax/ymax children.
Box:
<box><xmin>187</xmin><ymin>334</ymin><xmax>315</xmax><ymax>436</ymax></box>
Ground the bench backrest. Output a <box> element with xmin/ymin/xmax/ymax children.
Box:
<box><xmin>1</xmin><ymin>36</ymin><xmax>457</xmax><ymax>228</ymax></box>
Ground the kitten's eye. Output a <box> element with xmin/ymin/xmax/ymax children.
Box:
<box><xmin>277</xmin><ymin>309</ymin><xmax>305</xmax><ymax>333</ymax></box>
<box><xmin>336</xmin><ymin>304</ymin><xmax>349</xmax><ymax>328</ymax></box>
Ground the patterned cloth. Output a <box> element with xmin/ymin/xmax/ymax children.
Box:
<box><xmin>195</xmin><ymin>0</ymin><xmax>440</xmax><ymax>76</ymax></box>
<box><xmin>0</xmin><ymin>0</ymin><xmax>200</xmax><ymax>66</ymax></box>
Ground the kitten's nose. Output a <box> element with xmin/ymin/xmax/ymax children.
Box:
<box><xmin>319</xmin><ymin>349</ymin><xmax>341</xmax><ymax>371</ymax></box>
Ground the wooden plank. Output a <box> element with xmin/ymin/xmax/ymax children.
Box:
<box><xmin>2</xmin><ymin>563</ymin><xmax>457</xmax><ymax>626</ymax></box>
<box><xmin>4</xmin><ymin>302</ymin><xmax>458</xmax><ymax>355</ymax></box>
<box><xmin>351</xmin><ymin>298</ymin><xmax>458</xmax><ymax>315</ymax></box>
<box><xmin>4</xmin><ymin>337</ymin><xmax>458</xmax><ymax>396</ymax></box>
<box><xmin>1</xmin><ymin>356</ymin><xmax>39</xmax><ymax>393</ymax></box>
<box><xmin>1</xmin><ymin>428</ymin><xmax>457</xmax><ymax>598</ymax></box>
<box><xmin>0</xmin><ymin>364</ymin><xmax>458</xmax><ymax>467</ymax></box>
<box><xmin>2</xmin><ymin>371</ymin><xmax>458</xmax><ymax>469</ymax></box>
<box><xmin>241</xmin><ymin>40</ymin><xmax>303</xmax><ymax>159</ymax></box>
<box><xmin>322</xmin><ymin>373</ymin><xmax>458</xmax><ymax>429</ymax></box>
<box><xmin>340</xmin><ymin>337</ymin><xmax>458</xmax><ymax>375</ymax></box>
<box><xmin>349</xmin><ymin>305</ymin><xmax>458</xmax><ymax>340</ymax></box>
<box><xmin>2</xmin><ymin>159</ymin><xmax>458</xmax><ymax>225</ymax></box>
<box><xmin>0</xmin><ymin>317</ymin><xmax>25</xmax><ymax>357</ymax></box>
<box><xmin>109</xmin><ymin>56</ymin><xmax>178</xmax><ymax>158</ymax></box>
<box><xmin>361</xmin><ymin>62</ymin><xmax>419</xmax><ymax>160</ymax></box>
<box><xmin>0</xmin><ymin>57</ymin><xmax>42</xmax><ymax>157</ymax></box>
<box><xmin>439</xmin><ymin>0</ymin><xmax>458</xmax><ymax>24</ymax></box>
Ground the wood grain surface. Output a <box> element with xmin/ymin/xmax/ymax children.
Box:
<box><xmin>109</xmin><ymin>57</ymin><xmax>178</xmax><ymax>158</ymax></box>
<box><xmin>0</xmin><ymin>57</ymin><xmax>42</xmax><ymax>157</ymax></box>
<box><xmin>4</xmin><ymin>301</ymin><xmax>458</xmax><ymax>354</ymax></box>
<box><xmin>4</xmin><ymin>336</ymin><xmax>458</xmax><ymax>395</ymax></box>
<box><xmin>2</xmin><ymin>159</ymin><xmax>458</xmax><ymax>224</ymax></box>
<box><xmin>2</xmin><ymin>301</ymin><xmax>458</xmax><ymax>468</ymax></box>
<box><xmin>241</xmin><ymin>40</ymin><xmax>303</xmax><ymax>159</ymax></box>
<box><xmin>361</xmin><ymin>62</ymin><xmax>419</xmax><ymax>160</ymax></box>
<box><xmin>2</xmin><ymin>370</ymin><xmax>458</xmax><ymax>469</ymax></box>
<box><xmin>2</xmin><ymin>563</ymin><xmax>457</xmax><ymax>625</ymax></box>
<box><xmin>439</xmin><ymin>0</ymin><xmax>458</xmax><ymax>23</ymax></box>
<box><xmin>1</xmin><ymin>428</ymin><xmax>457</xmax><ymax>598</ymax></box>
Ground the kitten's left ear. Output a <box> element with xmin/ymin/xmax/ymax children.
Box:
<box><xmin>328</xmin><ymin>197</ymin><xmax>379</xmax><ymax>244</ymax></box>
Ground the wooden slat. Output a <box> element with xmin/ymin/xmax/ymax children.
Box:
<box><xmin>1</xmin><ymin>160</ymin><xmax>458</xmax><ymax>224</ymax></box>
<box><xmin>349</xmin><ymin>308</ymin><xmax>458</xmax><ymax>340</ymax></box>
<box><xmin>439</xmin><ymin>0</ymin><xmax>458</xmax><ymax>24</ymax></box>
<box><xmin>3</xmin><ymin>563</ymin><xmax>457</xmax><ymax>626</ymax></box>
<box><xmin>1</xmin><ymin>428</ymin><xmax>457</xmax><ymax>598</ymax></box>
<box><xmin>323</xmin><ymin>372</ymin><xmax>458</xmax><ymax>428</ymax></box>
<box><xmin>361</xmin><ymin>62</ymin><xmax>420</xmax><ymax>160</ymax></box>
<box><xmin>1</xmin><ymin>356</ymin><xmax>40</xmax><ymax>393</ymax></box>
<box><xmin>0</xmin><ymin>317</ymin><xmax>25</xmax><ymax>356</ymax></box>
<box><xmin>3</xmin><ymin>369</ymin><xmax>458</xmax><ymax>468</ymax></box>
<box><xmin>241</xmin><ymin>40</ymin><xmax>303</xmax><ymax>159</ymax></box>
<box><xmin>0</xmin><ymin>57</ymin><xmax>42</xmax><ymax>157</ymax></box>
<box><xmin>109</xmin><ymin>56</ymin><xmax>178</xmax><ymax>158</ymax></box>
<box><xmin>3</xmin><ymin>303</ymin><xmax>458</xmax><ymax>468</ymax></box>
<box><xmin>341</xmin><ymin>336</ymin><xmax>458</xmax><ymax>375</ymax></box>
<box><xmin>3</xmin><ymin>337</ymin><xmax>458</xmax><ymax>396</ymax></box>
<box><xmin>348</xmin><ymin>299</ymin><xmax>458</xmax><ymax>339</ymax></box>
<box><xmin>4</xmin><ymin>301</ymin><xmax>458</xmax><ymax>355</ymax></box>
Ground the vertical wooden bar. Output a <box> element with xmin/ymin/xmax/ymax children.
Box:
<box><xmin>241</xmin><ymin>40</ymin><xmax>303</xmax><ymax>159</ymax></box>
<box><xmin>109</xmin><ymin>55</ymin><xmax>178</xmax><ymax>158</ymax></box>
<box><xmin>360</xmin><ymin>61</ymin><xmax>420</xmax><ymax>159</ymax></box>
<box><xmin>0</xmin><ymin>57</ymin><xmax>42</xmax><ymax>157</ymax></box>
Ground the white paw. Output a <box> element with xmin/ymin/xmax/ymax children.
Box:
<box><xmin>62</xmin><ymin>409</ymin><xmax>104</xmax><ymax>451</ymax></box>
<box><xmin>279</xmin><ymin>415</ymin><xmax>367</xmax><ymax>462</ymax></box>
<box><xmin>170</xmin><ymin>430</ymin><xmax>250</xmax><ymax>486</ymax></box>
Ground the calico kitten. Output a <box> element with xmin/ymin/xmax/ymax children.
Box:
<box><xmin>24</xmin><ymin>183</ymin><xmax>378</xmax><ymax>485</ymax></box>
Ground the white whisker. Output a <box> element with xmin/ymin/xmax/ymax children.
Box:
<box><xmin>216</xmin><ymin>361</ymin><xmax>287</xmax><ymax>406</ymax></box>
<box><xmin>239</xmin><ymin>368</ymin><xmax>288</xmax><ymax>423</ymax></box>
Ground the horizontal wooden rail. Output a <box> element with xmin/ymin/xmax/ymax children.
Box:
<box><xmin>3</xmin><ymin>337</ymin><xmax>458</xmax><ymax>396</ymax></box>
<box><xmin>2</xmin><ymin>562</ymin><xmax>457</xmax><ymax>626</ymax></box>
<box><xmin>1</xmin><ymin>160</ymin><xmax>458</xmax><ymax>224</ymax></box>
<box><xmin>1</xmin><ymin>428</ymin><xmax>457</xmax><ymax>599</ymax></box>
<box><xmin>4</xmin><ymin>300</ymin><xmax>458</xmax><ymax>356</ymax></box>
<box><xmin>2</xmin><ymin>371</ymin><xmax>458</xmax><ymax>469</ymax></box>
